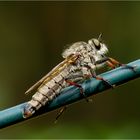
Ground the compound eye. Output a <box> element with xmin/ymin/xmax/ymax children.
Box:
<box><xmin>95</xmin><ymin>44</ymin><xmax>101</xmax><ymax>50</ymax></box>
<box><xmin>93</xmin><ymin>39</ymin><xmax>101</xmax><ymax>50</ymax></box>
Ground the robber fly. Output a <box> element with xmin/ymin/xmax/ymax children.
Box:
<box><xmin>23</xmin><ymin>35</ymin><xmax>135</xmax><ymax>118</ymax></box>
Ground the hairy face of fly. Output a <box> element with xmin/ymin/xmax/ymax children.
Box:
<box><xmin>88</xmin><ymin>38</ymin><xmax>108</xmax><ymax>55</ymax></box>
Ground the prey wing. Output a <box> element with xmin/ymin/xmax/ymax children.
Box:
<box><xmin>25</xmin><ymin>54</ymin><xmax>79</xmax><ymax>95</ymax></box>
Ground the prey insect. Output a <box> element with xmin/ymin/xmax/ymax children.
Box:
<box><xmin>23</xmin><ymin>35</ymin><xmax>135</xmax><ymax>119</ymax></box>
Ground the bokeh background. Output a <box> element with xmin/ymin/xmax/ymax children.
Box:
<box><xmin>0</xmin><ymin>1</ymin><xmax>140</xmax><ymax>139</ymax></box>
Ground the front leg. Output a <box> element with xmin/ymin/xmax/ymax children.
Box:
<box><xmin>108</xmin><ymin>57</ymin><xmax>136</xmax><ymax>72</ymax></box>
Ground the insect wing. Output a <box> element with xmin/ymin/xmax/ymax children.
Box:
<box><xmin>25</xmin><ymin>54</ymin><xmax>79</xmax><ymax>95</ymax></box>
<box><xmin>25</xmin><ymin>73</ymin><xmax>51</xmax><ymax>95</ymax></box>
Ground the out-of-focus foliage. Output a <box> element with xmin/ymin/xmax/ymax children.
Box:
<box><xmin>0</xmin><ymin>1</ymin><xmax>140</xmax><ymax>139</ymax></box>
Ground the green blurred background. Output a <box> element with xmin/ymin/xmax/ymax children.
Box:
<box><xmin>0</xmin><ymin>1</ymin><xmax>140</xmax><ymax>139</ymax></box>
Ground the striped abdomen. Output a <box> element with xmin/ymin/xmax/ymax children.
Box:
<box><xmin>25</xmin><ymin>68</ymin><xmax>70</xmax><ymax>116</ymax></box>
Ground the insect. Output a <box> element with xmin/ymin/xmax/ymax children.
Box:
<box><xmin>23</xmin><ymin>35</ymin><xmax>135</xmax><ymax>119</ymax></box>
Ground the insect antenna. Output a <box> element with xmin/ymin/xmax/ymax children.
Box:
<box><xmin>98</xmin><ymin>33</ymin><xmax>102</xmax><ymax>42</ymax></box>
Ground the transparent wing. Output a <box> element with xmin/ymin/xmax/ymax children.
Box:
<box><xmin>25</xmin><ymin>54</ymin><xmax>79</xmax><ymax>95</ymax></box>
<box><xmin>25</xmin><ymin>72</ymin><xmax>52</xmax><ymax>95</ymax></box>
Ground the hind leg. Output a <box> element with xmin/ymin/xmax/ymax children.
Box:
<box><xmin>65</xmin><ymin>71</ymin><xmax>93</xmax><ymax>102</ymax></box>
<box><xmin>54</xmin><ymin>106</ymin><xmax>67</xmax><ymax>123</ymax></box>
<box><xmin>54</xmin><ymin>73</ymin><xmax>89</xmax><ymax>123</ymax></box>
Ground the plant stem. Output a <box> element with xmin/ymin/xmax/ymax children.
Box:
<box><xmin>0</xmin><ymin>59</ymin><xmax>140</xmax><ymax>129</ymax></box>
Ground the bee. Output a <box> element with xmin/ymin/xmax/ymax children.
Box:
<box><xmin>23</xmin><ymin>35</ymin><xmax>135</xmax><ymax>119</ymax></box>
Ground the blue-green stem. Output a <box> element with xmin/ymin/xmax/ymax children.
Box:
<box><xmin>0</xmin><ymin>59</ymin><xmax>140</xmax><ymax>129</ymax></box>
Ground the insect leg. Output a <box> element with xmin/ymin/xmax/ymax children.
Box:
<box><xmin>66</xmin><ymin>79</ymin><xmax>93</xmax><ymax>102</ymax></box>
<box><xmin>106</xmin><ymin>61</ymin><xmax>116</xmax><ymax>69</ymax></box>
<box><xmin>66</xmin><ymin>71</ymin><xmax>93</xmax><ymax>102</ymax></box>
<box><xmin>65</xmin><ymin>79</ymin><xmax>84</xmax><ymax>95</ymax></box>
<box><xmin>92</xmin><ymin>73</ymin><xmax>115</xmax><ymax>88</ymax></box>
<box><xmin>55</xmin><ymin>71</ymin><xmax>90</xmax><ymax>123</ymax></box>
<box><xmin>54</xmin><ymin>106</ymin><xmax>67</xmax><ymax>123</ymax></box>
<box><xmin>108</xmin><ymin>57</ymin><xmax>136</xmax><ymax>72</ymax></box>
<box><xmin>84</xmin><ymin>64</ymin><xmax>115</xmax><ymax>88</ymax></box>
